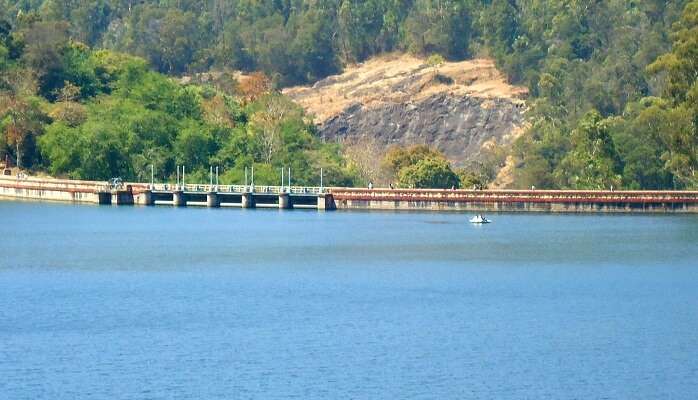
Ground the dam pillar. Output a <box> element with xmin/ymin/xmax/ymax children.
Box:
<box><xmin>278</xmin><ymin>193</ymin><xmax>292</xmax><ymax>209</ymax></box>
<box><xmin>317</xmin><ymin>193</ymin><xmax>336</xmax><ymax>211</ymax></box>
<box><xmin>241</xmin><ymin>192</ymin><xmax>255</xmax><ymax>209</ymax></box>
<box><xmin>139</xmin><ymin>190</ymin><xmax>154</xmax><ymax>206</ymax></box>
<box><xmin>206</xmin><ymin>191</ymin><xmax>220</xmax><ymax>208</ymax></box>
<box><xmin>173</xmin><ymin>190</ymin><xmax>186</xmax><ymax>207</ymax></box>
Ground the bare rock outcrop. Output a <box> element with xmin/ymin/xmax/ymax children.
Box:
<box><xmin>284</xmin><ymin>54</ymin><xmax>527</xmax><ymax>165</ymax></box>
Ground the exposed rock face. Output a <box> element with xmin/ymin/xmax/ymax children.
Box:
<box><xmin>284</xmin><ymin>54</ymin><xmax>527</xmax><ymax>165</ymax></box>
<box><xmin>321</xmin><ymin>94</ymin><xmax>525</xmax><ymax>163</ymax></box>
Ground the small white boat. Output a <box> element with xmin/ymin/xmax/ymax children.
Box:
<box><xmin>470</xmin><ymin>215</ymin><xmax>491</xmax><ymax>224</ymax></box>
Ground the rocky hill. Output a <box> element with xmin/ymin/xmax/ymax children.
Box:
<box><xmin>284</xmin><ymin>54</ymin><xmax>528</xmax><ymax>166</ymax></box>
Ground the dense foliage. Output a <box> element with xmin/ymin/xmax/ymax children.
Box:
<box><xmin>382</xmin><ymin>145</ymin><xmax>483</xmax><ymax>189</ymax></box>
<box><xmin>0</xmin><ymin>0</ymin><xmax>481</xmax><ymax>86</ymax></box>
<box><xmin>0</xmin><ymin>20</ymin><xmax>357</xmax><ymax>185</ymax></box>
<box><xmin>508</xmin><ymin>0</ymin><xmax>698</xmax><ymax>189</ymax></box>
<box><xmin>1</xmin><ymin>0</ymin><xmax>697</xmax><ymax>189</ymax></box>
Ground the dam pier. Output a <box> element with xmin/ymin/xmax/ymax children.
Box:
<box><xmin>2</xmin><ymin>176</ymin><xmax>698</xmax><ymax>213</ymax></box>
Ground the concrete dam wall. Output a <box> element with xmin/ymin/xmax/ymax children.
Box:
<box><xmin>0</xmin><ymin>177</ymin><xmax>334</xmax><ymax>210</ymax></box>
<box><xmin>329</xmin><ymin>188</ymin><xmax>698</xmax><ymax>213</ymax></box>
<box><xmin>2</xmin><ymin>177</ymin><xmax>698</xmax><ymax>213</ymax></box>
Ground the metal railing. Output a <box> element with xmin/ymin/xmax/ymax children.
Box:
<box><xmin>150</xmin><ymin>183</ymin><xmax>325</xmax><ymax>195</ymax></box>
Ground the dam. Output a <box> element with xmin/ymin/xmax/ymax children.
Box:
<box><xmin>0</xmin><ymin>177</ymin><xmax>336</xmax><ymax>210</ymax></box>
<box><xmin>1</xmin><ymin>176</ymin><xmax>698</xmax><ymax>213</ymax></box>
<box><xmin>330</xmin><ymin>188</ymin><xmax>698</xmax><ymax>213</ymax></box>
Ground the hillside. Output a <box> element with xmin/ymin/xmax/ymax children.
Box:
<box><xmin>0</xmin><ymin>29</ymin><xmax>358</xmax><ymax>186</ymax></box>
<box><xmin>1</xmin><ymin>1</ymin><xmax>697</xmax><ymax>189</ymax></box>
<box><xmin>285</xmin><ymin>54</ymin><xmax>527</xmax><ymax>165</ymax></box>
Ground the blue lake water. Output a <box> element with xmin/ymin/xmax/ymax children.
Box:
<box><xmin>1</xmin><ymin>200</ymin><xmax>697</xmax><ymax>399</ymax></box>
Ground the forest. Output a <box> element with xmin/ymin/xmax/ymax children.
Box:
<box><xmin>0</xmin><ymin>0</ymin><xmax>696</xmax><ymax>189</ymax></box>
<box><xmin>0</xmin><ymin>6</ymin><xmax>360</xmax><ymax>186</ymax></box>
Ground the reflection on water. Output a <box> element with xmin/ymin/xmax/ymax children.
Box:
<box><xmin>1</xmin><ymin>201</ymin><xmax>697</xmax><ymax>399</ymax></box>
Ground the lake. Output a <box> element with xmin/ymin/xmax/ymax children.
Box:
<box><xmin>1</xmin><ymin>201</ymin><xmax>697</xmax><ymax>399</ymax></box>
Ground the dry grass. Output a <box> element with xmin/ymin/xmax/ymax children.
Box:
<box><xmin>283</xmin><ymin>53</ymin><xmax>528</xmax><ymax>123</ymax></box>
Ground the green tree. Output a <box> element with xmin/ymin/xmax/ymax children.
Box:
<box><xmin>609</xmin><ymin>98</ymin><xmax>675</xmax><ymax>189</ymax></box>
<box><xmin>70</xmin><ymin>0</ymin><xmax>112</xmax><ymax>46</ymax></box>
<box><xmin>481</xmin><ymin>0</ymin><xmax>520</xmax><ymax>78</ymax></box>
<box><xmin>398</xmin><ymin>157</ymin><xmax>459</xmax><ymax>189</ymax></box>
<box><xmin>456</xmin><ymin>168</ymin><xmax>485</xmax><ymax>189</ymax></box>
<box><xmin>382</xmin><ymin>144</ymin><xmax>445</xmax><ymax>180</ymax></box>
<box><xmin>122</xmin><ymin>6</ymin><xmax>200</xmax><ymax>74</ymax></box>
<box><xmin>645</xmin><ymin>1</ymin><xmax>698</xmax><ymax>187</ymax></box>
<box><xmin>289</xmin><ymin>9</ymin><xmax>340</xmax><ymax>83</ymax></box>
<box><xmin>38</xmin><ymin>122</ymin><xmax>83</xmax><ymax>176</ymax></box>
<box><xmin>554</xmin><ymin>111</ymin><xmax>623</xmax><ymax>189</ymax></box>
<box><xmin>174</xmin><ymin>125</ymin><xmax>214</xmax><ymax>171</ymax></box>
<box><xmin>403</xmin><ymin>0</ymin><xmax>471</xmax><ymax>59</ymax></box>
<box><xmin>20</xmin><ymin>20</ymin><xmax>70</xmax><ymax>98</ymax></box>
<box><xmin>648</xmin><ymin>1</ymin><xmax>698</xmax><ymax>104</ymax></box>
<box><xmin>426</xmin><ymin>53</ymin><xmax>445</xmax><ymax>75</ymax></box>
<box><xmin>0</xmin><ymin>94</ymin><xmax>46</xmax><ymax>169</ymax></box>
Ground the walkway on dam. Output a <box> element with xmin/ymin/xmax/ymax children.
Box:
<box><xmin>143</xmin><ymin>183</ymin><xmax>331</xmax><ymax>209</ymax></box>
<box><xmin>2</xmin><ymin>176</ymin><xmax>698</xmax><ymax>213</ymax></box>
